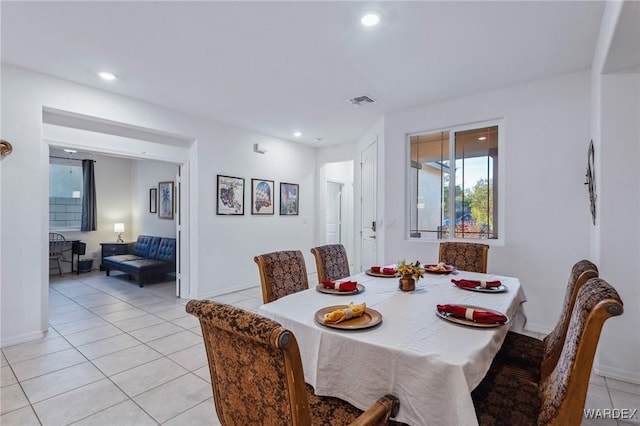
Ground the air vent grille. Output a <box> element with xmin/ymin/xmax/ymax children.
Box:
<box><xmin>347</xmin><ymin>95</ymin><xmax>376</xmax><ymax>106</ymax></box>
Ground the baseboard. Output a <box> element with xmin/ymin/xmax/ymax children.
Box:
<box><xmin>594</xmin><ymin>361</ymin><xmax>640</xmax><ymax>385</ymax></box>
<box><xmin>0</xmin><ymin>329</ymin><xmax>47</xmax><ymax>349</ymax></box>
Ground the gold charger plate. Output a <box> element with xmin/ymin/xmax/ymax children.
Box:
<box><xmin>316</xmin><ymin>283</ymin><xmax>365</xmax><ymax>295</ymax></box>
<box><xmin>435</xmin><ymin>304</ymin><xmax>509</xmax><ymax>328</ymax></box>
<box><xmin>365</xmin><ymin>269</ymin><xmax>399</xmax><ymax>278</ymax></box>
<box><xmin>314</xmin><ymin>305</ymin><xmax>383</xmax><ymax>330</ymax></box>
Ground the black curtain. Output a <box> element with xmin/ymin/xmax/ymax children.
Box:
<box><xmin>81</xmin><ymin>159</ymin><xmax>97</xmax><ymax>231</ymax></box>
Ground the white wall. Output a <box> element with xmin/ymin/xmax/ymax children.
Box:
<box><xmin>596</xmin><ymin>72</ymin><xmax>640</xmax><ymax>383</ymax></box>
<box><xmin>0</xmin><ymin>65</ymin><xmax>316</xmax><ymax>346</ymax></box>
<box><xmin>132</xmin><ymin>160</ymin><xmax>179</xmax><ymax>238</ymax></box>
<box><xmin>384</xmin><ymin>71</ymin><xmax>593</xmax><ymax>329</ymax></box>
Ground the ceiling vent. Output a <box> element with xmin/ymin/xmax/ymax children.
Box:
<box><xmin>347</xmin><ymin>95</ymin><xmax>376</xmax><ymax>106</ymax></box>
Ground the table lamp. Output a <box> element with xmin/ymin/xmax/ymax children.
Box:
<box><xmin>114</xmin><ymin>223</ymin><xmax>125</xmax><ymax>243</ymax></box>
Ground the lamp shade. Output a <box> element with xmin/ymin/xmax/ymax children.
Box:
<box><xmin>113</xmin><ymin>223</ymin><xmax>125</xmax><ymax>233</ymax></box>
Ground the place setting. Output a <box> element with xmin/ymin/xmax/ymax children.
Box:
<box><xmin>423</xmin><ymin>262</ymin><xmax>457</xmax><ymax>275</ymax></box>
<box><xmin>435</xmin><ymin>303</ymin><xmax>509</xmax><ymax>328</ymax></box>
<box><xmin>314</xmin><ymin>301</ymin><xmax>382</xmax><ymax>330</ymax></box>
<box><xmin>316</xmin><ymin>279</ymin><xmax>365</xmax><ymax>295</ymax></box>
<box><xmin>451</xmin><ymin>278</ymin><xmax>507</xmax><ymax>293</ymax></box>
<box><xmin>365</xmin><ymin>265</ymin><xmax>399</xmax><ymax>277</ymax></box>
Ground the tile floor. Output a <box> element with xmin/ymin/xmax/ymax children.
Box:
<box><xmin>1</xmin><ymin>271</ymin><xmax>638</xmax><ymax>425</ymax></box>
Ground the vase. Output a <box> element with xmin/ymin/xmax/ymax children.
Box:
<box><xmin>399</xmin><ymin>275</ymin><xmax>416</xmax><ymax>292</ymax></box>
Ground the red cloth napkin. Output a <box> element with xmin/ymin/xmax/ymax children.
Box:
<box><xmin>322</xmin><ymin>280</ymin><xmax>358</xmax><ymax>292</ymax></box>
<box><xmin>451</xmin><ymin>279</ymin><xmax>502</xmax><ymax>289</ymax></box>
<box><xmin>437</xmin><ymin>304</ymin><xmax>507</xmax><ymax>324</ymax></box>
<box><xmin>382</xmin><ymin>267</ymin><xmax>397</xmax><ymax>275</ymax></box>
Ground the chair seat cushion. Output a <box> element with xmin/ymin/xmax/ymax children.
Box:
<box><xmin>306</xmin><ymin>383</ymin><xmax>364</xmax><ymax>425</ymax></box>
<box><xmin>471</xmin><ymin>367</ymin><xmax>540</xmax><ymax>426</ymax></box>
<box><xmin>493</xmin><ymin>331</ymin><xmax>543</xmax><ymax>379</ymax></box>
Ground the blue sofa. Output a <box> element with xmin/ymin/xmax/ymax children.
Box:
<box><xmin>102</xmin><ymin>235</ymin><xmax>176</xmax><ymax>287</ymax></box>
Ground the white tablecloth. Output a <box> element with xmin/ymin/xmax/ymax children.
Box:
<box><xmin>258</xmin><ymin>270</ymin><xmax>526</xmax><ymax>426</ymax></box>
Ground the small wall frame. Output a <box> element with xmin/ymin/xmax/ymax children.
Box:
<box><xmin>149</xmin><ymin>188</ymin><xmax>157</xmax><ymax>213</ymax></box>
<box><xmin>280</xmin><ymin>182</ymin><xmax>299</xmax><ymax>215</ymax></box>
<box><xmin>158</xmin><ymin>181</ymin><xmax>174</xmax><ymax>220</ymax></box>
<box><xmin>217</xmin><ymin>175</ymin><xmax>245</xmax><ymax>215</ymax></box>
<box><xmin>251</xmin><ymin>179</ymin><xmax>275</xmax><ymax>215</ymax></box>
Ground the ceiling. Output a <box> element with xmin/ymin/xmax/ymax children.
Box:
<box><xmin>1</xmin><ymin>1</ymin><xmax>607</xmax><ymax>146</ymax></box>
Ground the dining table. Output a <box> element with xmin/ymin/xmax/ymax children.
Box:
<box><xmin>258</xmin><ymin>266</ymin><xmax>526</xmax><ymax>426</ymax></box>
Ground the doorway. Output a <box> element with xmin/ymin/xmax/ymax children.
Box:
<box><xmin>360</xmin><ymin>141</ymin><xmax>377</xmax><ymax>270</ymax></box>
<box><xmin>326</xmin><ymin>181</ymin><xmax>343</xmax><ymax>244</ymax></box>
<box><xmin>43</xmin><ymin>109</ymin><xmax>192</xmax><ymax>299</ymax></box>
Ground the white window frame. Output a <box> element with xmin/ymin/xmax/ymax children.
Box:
<box><xmin>49</xmin><ymin>157</ymin><xmax>84</xmax><ymax>231</ymax></box>
<box><xmin>406</xmin><ymin>119</ymin><xmax>505</xmax><ymax>245</ymax></box>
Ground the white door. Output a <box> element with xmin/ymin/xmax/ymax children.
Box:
<box><xmin>360</xmin><ymin>141</ymin><xmax>377</xmax><ymax>269</ymax></box>
<box><xmin>326</xmin><ymin>181</ymin><xmax>342</xmax><ymax>244</ymax></box>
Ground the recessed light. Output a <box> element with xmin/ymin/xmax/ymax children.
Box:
<box><xmin>99</xmin><ymin>71</ymin><xmax>117</xmax><ymax>81</ymax></box>
<box><xmin>478</xmin><ymin>136</ymin><xmax>487</xmax><ymax>141</ymax></box>
<box><xmin>361</xmin><ymin>12</ymin><xmax>381</xmax><ymax>27</ymax></box>
<box><xmin>293</xmin><ymin>132</ymin><xmax>302</xmax><ymax>138</ymax></box>
<box><xmin>63</xmin><ymin>149</ymin><xmax>77</xmax><ymax>154</ymax></box>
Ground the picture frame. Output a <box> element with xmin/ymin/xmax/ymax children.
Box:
<box><xmin>251</xmin><ymin>179</ymin><xmax>275</xmax><ymax>215</ymax></box>
<box><xmin>280</xmin><ymin>182</ymin><xmax>299</xmax><ymax>215</ymax></box>
<box><xmin>217</xmin><ymin>175</ymin><xmax>245</xmax><ymax>215</ymax></box>
<box><xmin>158</xmin><ymin>181</ymin><xmax>174</xmax><ymax>220</ymax></box>
<box><xmin>149</xmin><ymin>188</ymin><xmax>157</xmax><ymax>213</ymax></box>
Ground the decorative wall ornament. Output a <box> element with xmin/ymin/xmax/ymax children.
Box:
<box><xmin>585</xmin><ymin>139</ymin><xmax>596</xmax><ymax>225</ymax></box>
<box><xmin>0</xmin><ymin>139</ymin><xmax>13</xmax><ymax>158</ymax></box>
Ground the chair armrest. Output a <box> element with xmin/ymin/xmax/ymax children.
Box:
<box><xmin>349</xmin><ymin>394</ymin><xmax>400</xmax><ymax>426</ymax></box>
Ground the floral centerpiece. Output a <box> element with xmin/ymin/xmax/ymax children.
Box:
<box><xmin>397</xmin><ymin>260</ymin><xmax>425</xmax><ymax>282</ymax></box>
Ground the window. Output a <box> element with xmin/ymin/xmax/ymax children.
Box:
<box><xmin>408</xmin><ymin>122</ymin><xmax>500</xmax><ymax>240</ymax></box>
<box><xmin>49</xmin><ymin>159</ymin><xmax>83</xmax><ymax>230</ymax></box>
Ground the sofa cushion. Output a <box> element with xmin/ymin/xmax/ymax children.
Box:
<box><xmin>119</xmin><ymin>258</ymin><xmax>174</xmax><ymax>272</ymax></box>
<box><xmin>132</xmin><ymin>235</ymin><xmax>161</xmax><ymax>258</ymax></box>
<box><xmin>103</xmin><ymin>254</ymin><xmax>144</xmax><ymax>264</ymax></box>
<box><xmin>155</xmin><ymin>238</ymin><xmax>176</xmax><ymax>263</ymax></box>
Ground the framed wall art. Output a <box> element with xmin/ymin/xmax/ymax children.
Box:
<box><xmin>251</xmin><ymin>179</ymin><xmax>274</xmax><ymax>215</ymax></box>
<box><xmin>217</xmin><ymin>175</ymin><xmax>245</xmax><ymax>215</ymax></box>
<box><xmin>280</xmin><ymin>182</ymin><xmax>299</xmax><ymax>215</ymax></box>
<box><xmin>149</xmin><ymin>188</ymin><xmax>157</xmax><ymax>213</ymax></box>
<box><xmin>158</xmin><ymin>181</ymin><xmax>174</xmax><ymax>220</ymax></box>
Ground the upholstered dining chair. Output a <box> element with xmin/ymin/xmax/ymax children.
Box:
<box><xmin>472</xmin><ymin>277</ymin><xmax>623</xmax><ymax>426</ymax></box>
<box><xmin>186</xmin><ymin>300</ymin><xmax>401</xmax><ymax>425</ymax></box>
<box><xmin>438</xmin><ymin>242</ymin><xmax>489</xmax><ymax>273</ymax></box>
<box><xmin>492</xmin><ymin>260</ymin><xmax>599</xmax><ymax>383</ymax></box>
<box><xmin>49</xmin><ymin>232</ymin><xmax>66</xmax><ymax>276</ymax></box>
<box><xmin>310</xmin><ymin>244</ymin><xmax>350</xmax><ymax>283</ymax></box>
<box><xmin>254</xmin><ymin>250</ymin><xmax>309</xmax><ymax>303</ymax></box>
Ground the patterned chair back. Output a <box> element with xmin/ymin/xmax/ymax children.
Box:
<box><xmin>540</xmin><ymin>260</ymin><xmax>598</xmax><ymax>378</ymax></box>
<box><xmin>438</xmin><ymin>242</ymin><xmax>489</xmax><ymax>273</ymax></box>
<box><xmin>538</xmin><ymin>278</ymin><xmax>623</xmax><ymax>425</ymax></box>
<box><xmin>254</xmin><ymin>250</ymin><xmax>309</xmax><ymax>303</ymax></box>
<box><xmin>310</xmin><ymin>244</ymin><xmax>350</xmax><ymax>283</ymax></box>
<box><xmin>186</xmin><ymin>301</ymin><xmax>312</xmax><ymax>425</ymax></box>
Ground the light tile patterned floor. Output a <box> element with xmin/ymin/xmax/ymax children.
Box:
<box><xmin>1</xmin><ymin>271</ymin><xmax>638</xmax><ymax>425</ymax></box>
